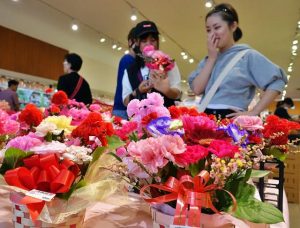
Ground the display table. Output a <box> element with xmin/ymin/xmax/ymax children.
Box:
<box><xmin>0</xmin><ymin>187</ymin><xmax>289</xmax><ymax>228</ymax></box>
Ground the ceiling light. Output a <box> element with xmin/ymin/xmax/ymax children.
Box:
<box><xmin>161</xmin><ymin>37</ymin><xmax>166</xmax><ymax>42</ymax></box>
<box><xmin>124</xmin><ymin>50</ymin><xmax>129</xmax><ymax>54</ymax></box>
<box><xmin>130</xmin><ymin>8</ymin><xmax>137</xmax><ymax>21</ymax></box>
<box><xmin>293</xmin><ymin>40</ymin><xmax>298</xmax><ymax>45</ymax></box>
<box><xmin>71</xmin><ymin>21</ymin><xmax>79</xmax><ymax>31</ymax></box>
<box><xmin>205</xmin><ymin>0</ymin><xmax>213</xmax><ymax>8</ymax></box>
<box><xmin>112</xmin><ymin>44</ymin><xmax>117</xmax><ymax>49</ymax></box>
<box><xmin>11</xmin><ymin>0</ymin><xmax>19</xmax><ymax>2</ymax></box>
<box><xmin>189</xmin><ymin>58</ymin><xmax>194</xmax><ymax>63</ymax></box>
<box><xmin>181</xmin><ymin>52</ymin><xmax>186</xmax><ymax>56</ymax></box>
<box><xmin>117</xmin><ymin>46</ymin><xmax>122</xmax><ymax>51</ymax></box>
<box><xmin>100</xmin><ymin>38</ymin><xmax>106</xmax><ymax>43</ymax></box>
<box><xmin>285</xmin><ymin>85</ymin><xmax>288</xmax><ymax>88</ymax></box>
<box><xmin>292</xmin><ymin>45</ymin><xmax>298</xmax><ymax>51</ymax></box>
<box><xmin>287</xmin><ymin>75</ymin><xmax>291</xmax><ymax>80</ymax></box>
<box><xmin>183</xmin><ymin>55</ymin><xmax>188</xmax><ymax>60</ymax></box>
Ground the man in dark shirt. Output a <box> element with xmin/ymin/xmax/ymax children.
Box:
<box><xmin>57</xmin><ymin>53</ymin><xmax>92</xmax><ymax>105</ymax></box>
<box><xmin>0</xmin><ymin>79</ymin><xmax>20</xmax><ymax>112</ymax></box>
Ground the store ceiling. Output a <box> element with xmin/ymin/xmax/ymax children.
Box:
<box><xmin>1</xmin><ymin>0</ymin><xmax>300</xmax><ymax>98</ymax></box>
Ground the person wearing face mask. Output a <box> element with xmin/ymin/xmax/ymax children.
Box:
<box><xmin>189</xmin><ymin>3</ymin><xmax>287</xmax><ymax>119</ymax></box>
<box><xmin>122</xmin><ymin>20</ymin><xmax>182</xmax><ymax>107</ymax></box>
<box><xmin>57</xmin><ymin>53</ymin><xmax>92</xmax><ymax>105</ymax></box>
<box><xmin>274</xmin><ymin>97</ymin><xmax>295</xmax><ymax>120</ymax></box>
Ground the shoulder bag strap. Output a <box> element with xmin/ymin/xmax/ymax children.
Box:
<box><xmin>69</xmin><ymin>75</ymin><xmax>83</xmax><ymax>99</ymax></box>
<box><xmin>198</xmin><ymin>49</ymin><xmax>250</xmax><ymax>112</ymax></box>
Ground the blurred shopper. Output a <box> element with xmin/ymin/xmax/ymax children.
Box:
<box><xmin>57</xmin><ymin>53</ymin><xmax>92</xmax><ymax>105</ymax></box>
<box><xmin>0</xmin><ymin>79</ymin><xmax>20</xmax><ymax>112</ymax></box>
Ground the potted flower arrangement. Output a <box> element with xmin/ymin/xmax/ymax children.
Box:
<box><xmin>0</xmin><ymin>91</ymin><xmax>126</xmax><ymax>227</ymax></box>
<box><xmin>113</xmin><ymin>92</ymin><xmax>291</xmax><ymax>227</ymax></box>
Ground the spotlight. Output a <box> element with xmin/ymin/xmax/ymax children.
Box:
<box><xmin>100</xmin><ymin>38</ymin><xmax>106</xmax><ymax>43</ymax></box>
<box><xmin>71</xmin><ymin>21</ymin><xmax>79</xmax><ymax>31</ymax></box>
<box><xmin>183</xmin><ymin>55</ymin><xmax>188</xmax><ymax>60</ymax></box>
<box><xmin>181</xmin><ymin>52</ymin><xmax>186</xmax><ymax>56</ymax></box>
<box><xmin>117</xmin><ymin>46</ymin><xmax>122</xmax><ymax>51</ymax></box>
<box><xmin>205</xmin><ymin>0</ymin><xmax>213</xmax><ymax>8</ymax></box>
<box><xmin>112</xmin><ymin>44</ymin><xmax>117</xmax><ymax>49</ymax></box>
<box><xmin>130</xmin><ymin>8</ymin><xmax>137</xmax><ymax>21</ymax></box>
<box><xmin>189</xmin><ymin>58</ymin><xmax>194</xmax><ymax>63</ymax></box>
<box><xmin>124</xmin><ymin>50</ymin><xmax>129</xmax><ymax>54</ymax></box>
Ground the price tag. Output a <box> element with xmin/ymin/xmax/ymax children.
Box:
<box><xmin>26</xmin><ymin>189</ymin><xmax>56</xmax><ymax>202</ymax></box>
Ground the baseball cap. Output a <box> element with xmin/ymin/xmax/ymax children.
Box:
<box><xmin>135</xmin><ymin>21</ymin><xmax>159</xmax><ymax>38</ymax></box>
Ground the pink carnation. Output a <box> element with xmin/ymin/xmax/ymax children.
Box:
<box><xmin>115</xmin><ymin>121</ymin><xmax>138</xmax><ymax>140</ymax></box>
<box><xmin>127</xmin><ymin>135</ymin><xmax>185</xmax><ymax>174</ymax></box>
<box><xmin>3</xmin><ymin>119</ymin><xmax>20</xmax><ymax>135</ymax></box>
<box><xmin>68</xmin><ymin>107</ymin><xmax>90</xmax><ymax>126</ymax></box>
<box><xmin>208</xmin><ymin>139</ymin><xmax>240</xmax><ymax>158</ymax></box>
<box><xmin>6</xmin><ymin>135</ymin><xmax>43</xmax><ymax>151</ymax></box>
<box><xmin>89</xmin><ymin>104</ymin><xmax>101</xmax><ymax>112</ymax></box>
<box><xmin>233</xmin><ymin>116</ymin><xmax>263</xmax><ymax>131</ymax></box>
<box><xmin>174</xmin><ymin>145</ymin><xmax>208</xmax><ymax>167</ymax></box>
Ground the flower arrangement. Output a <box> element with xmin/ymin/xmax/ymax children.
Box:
<box><xmin>113</xmin><ymin>93</ymin><xmax>295</xmax><ymax>227</ymax></box>
<box><xmin>141</xmin><ymin>45</ymin><xmax>175</xmax><ymax>73</ymax></box>
<box><xmin>0</xmin><ymin>91</ymin><xmax>126</xmax><ymax>225</ymax></box>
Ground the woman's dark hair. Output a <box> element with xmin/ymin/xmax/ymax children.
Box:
<box><xmin>206</xmin><ymin>3</ymin><xmax>243</xmax><ymax>42</ymax></box>
<box><xmin>127</xmin><ymin>27</ymin><xmax>136</xmax><ymax>48</ymax></box>
<box><xmin>65</xmin><ymin>53</ymin><xmax>82</xmax><ymax>72</ymax></box>
<box><xmin>134</xmin><ymin>32</ymin><xmax>160</xmax><ymax>68</ymax></box>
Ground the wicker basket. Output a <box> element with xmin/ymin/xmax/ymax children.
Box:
<box><xmin>10</xmin><ymin>192</ymin><xmax>85</xmax><ymax>228</ymax></box>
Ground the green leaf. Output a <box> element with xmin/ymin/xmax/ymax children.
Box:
<box><xmin>234</xmin><ymin>198</ymin><xmax>284</xmax><ymax>224</ymax></box>
<box><xmin>265</xmin><ymin>148</ymin><xmax>287</xmax><ymax>162</ymax></box>
<box><xmin>0</xmin><ymin>148</ymin><xmax>33</xmax><ymax>175</ymax></box>
<box><xmin>251</xmin><ymin>170</ymin><xmax>270</xmax><ymax>178</ymax></box>
<box><xmin>107</xmin><ymin>152</ymin><xmax>122</xmax><ymax>162</ymax></box>
<box><xmin>189</xmin><ymin>159</ymin><xmax>205</xmax><ymax>177</ymax></box>
<box><xmin>91</xmin><ymin>146</ymin><xmax>107</xmax><ymax>163</ymax></box>
<box><xmin>106</xmin><ymin>135</ymin><xmax>125</xmax><ymax>151</ymax></box>
<box><xmin>233</xmin><ymin>182</ymin><xmax>284</xmax><ymax>224</ymax></box>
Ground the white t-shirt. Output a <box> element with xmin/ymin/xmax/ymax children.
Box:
<box><xmin>122</xmin><ymin>64</ymin><xmax>181</xmax><ymax>103</ymax></box>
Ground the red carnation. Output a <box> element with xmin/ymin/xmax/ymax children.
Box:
<box><xmin>71</xmin><ymin>112</ymin><xmax>114</xmax><ymax>146</ymax></box>
<box><xmin>174</xmin><ymin>145</ymin><xmax>209</xmax><ymax>166</ymax></box>
<box><xmin>19</xmin><ymin>104</ymin><xmax>43</xmax><ymax>127</ymax></box>
<box><xmin>51</xmin><ymin>91</ymin><xmax>68</xmax><ymax>105</ymax></box>
<box><xmin>50</xmin><ymin>104</ymin><xmax>60</xmax><ymax>114</ymax></box>
<box><xmin>141</xmin><ymin>112</ymin><xmax>158</xmax><ymax>126</ymax></box>
<box><xmin>168</xmin><ymin>106</ymin><xmax>181</xmax><ymax>119</ymax></box>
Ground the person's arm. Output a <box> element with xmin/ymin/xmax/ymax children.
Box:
<box><xmin>122</xmin><ymin>69</ymin><xmax>152</xmax><ymax>106</ymax></box>
<box><xmin>227</xmin><ymin>89</ymin><xmax>280</xmax><ymax>117</ymax></box>
<box><xmin>191</xmin><ymin>33</ymin><xmax>219</xmax><ymax>95</ymax></box>
<box><xmin>151</xmin><ymin>64</ymin><xmax>181</xmax><ymax>99</ymax></box>
<box><xmin>13</xmin><ymin>93</ymin><xmax>20</xmax><ymax>111</ymax></box>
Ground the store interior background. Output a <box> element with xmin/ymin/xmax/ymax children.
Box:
<box><xmin>1</xmin><ymin>0</ymin><xmax>300</xmax><ymax>114</ymax></box>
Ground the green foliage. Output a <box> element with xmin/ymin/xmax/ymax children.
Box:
<box><xmin>232</xmin><ymin>181</ymin><xmax>284</xmax><ymax>224</ymax></box>
<box><xmin>91</xmin><ymin>135</ymin><xmax>125</xmax><ymax>164</ymax></box>
<box><xmin>250</xmin><ymin>170</ymin><xmax>270</xmax><ymax>178</ymax></box>
<box><xmin>189</xmin><ymin>159</ymin><xmax>205</xmax><ymax>177</ymax></box>
<box><xmin>0</xmin><ymin>147</ymin><xmax>33</xmax><ymax>175</ymax></box>
<box><xmin>265</xmin><ymin>148</ymin><xmax>287</xmax><ymax>162</ymax></box>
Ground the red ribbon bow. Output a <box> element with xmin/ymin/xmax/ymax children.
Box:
<box><xmin>4</xmin><ymin>153</ymin><xmax>79</xmax><ymax>220</ymax></box>
<box><xmin>140</xmin><ymin>170</ymin><xmax>237</xmax><ymax>227</ymax></box>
